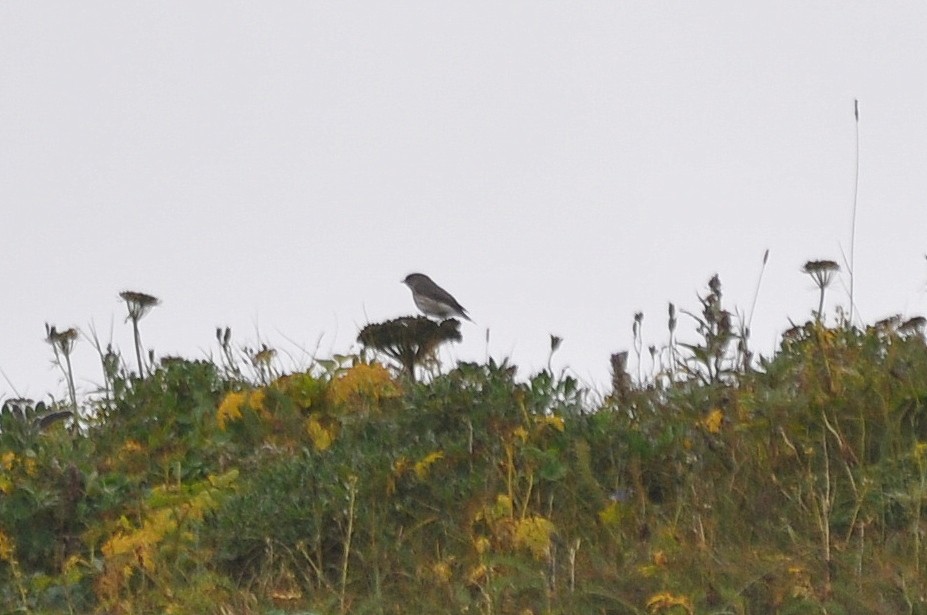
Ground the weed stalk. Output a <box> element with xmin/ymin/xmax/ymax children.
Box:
<box><xmin>340</xmin><ymin>475</ymin><xmax>358</xmax><ymax>614</ymax></box>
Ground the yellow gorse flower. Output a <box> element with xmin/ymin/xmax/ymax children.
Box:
<box><xmin>0</xmin><ymin>452</ymin><xmax>15</xmax><ymax>494</ymax></box>
<box><xmin>513</xmin><ymin>515</ymin><xmax>556</xmax><ymax>560</ymax></box>
<box><xmin>306</xmin><ymin>416</ymin><xmax>334</xmax><ymax>451</ymax></box>
<box><xmin>646</xmin><ymin>591</ymin><xmax>694</xmax><ymax>614</ymax></box>
<box><xmin>413</xmin><ymin>451</ymin><xmax>444</xmax><ymax>479</ymax></box>
<box><xmin>216</xmin><ymin>389</ymin><xmax>266</xmax><ymax>430</ymax></box>
<box><xmin>1</xmin><ymin>451</ymin><xmax>15</xmax><ymax>471</ymax></box>
<box><xmin>490</xmin><ymin>494</ymin><xmax>514</xmax><ymax>518</ymax></box>
<box><xmin>473</xmin><ymin>536</ymin><xmax>491</xmax><ymax>555</ymax></box>
<box><xmin>537</xmin><ymin>415</ymin><xmax>565</xmax><ymax>432</ymax></box>
<box><xmin>328</xmin><ymin>363</ymin><xmax>400</xmax><ymax>410</ymax></box>
<box><xmin>0</xmin><ymin>530</ymin><xmax>15</xmax><ymax>561</ymax></box>
<box><xmin>121</xmin><ymin>440</ymin><xmax>143</xmax><ymax>454</ymax></box>
<box><xmin>598</xmin><ymin>501</ymin><xmax>622</xmax><ymax>527</ymax></box>
<box><xmin>216</xmin><ymin>391</ymin><xmax>246</xmax><ymax>430</ymax></box>
<box><xmin>430</xmin><ymin>559</ymin><xmax>453</xmax><ymax>583</ymax></box>
<box><xmin>699</xmin><ymin>408</ymin><xmax>724</xmax><ymax>434</ymax></box>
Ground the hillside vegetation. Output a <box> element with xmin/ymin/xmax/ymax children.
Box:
<box><xmin>2</xmin><ymin>275</ymin><xmax>927</xmax><ymax>614</ymax></box>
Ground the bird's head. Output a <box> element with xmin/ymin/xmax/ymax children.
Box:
<box><xmin>402</xmin><ymin>273</ymin><xmax>429</xmax><ymax>288</ymax></box>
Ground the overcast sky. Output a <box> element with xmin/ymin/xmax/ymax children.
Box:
<box><xmin>2</xmin><ymin>2</ymin><xmax>926</xmax><ymax>401</ymax></box>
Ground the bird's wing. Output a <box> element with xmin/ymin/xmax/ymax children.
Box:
<box><xmin>429</xmin><ymin>284</ymin><xmax>468</xmax><ymax>313</ymax></box>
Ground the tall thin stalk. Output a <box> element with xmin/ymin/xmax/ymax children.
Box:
<box><xmin>340</xmin><ymin>475</ymin><xmax>358</xmax><ymax>614</ymax></box>
<box><xmin>45</xmin><ymin>324</ymin><xmax>78</xmax><ymax>412</ymax></box>
<box><xmin>667</xmin><ymin>303</ymin><xmax>677</xmax><ymax>381</ymax></box>
<box><xmin>849</xmin><ymin>99</ymin><xmax>860</xmax><ymax>323</ymax></box>
<box><xmin>746</xmin><ymin>249</ymin><xmax>770</xmax><ymax>332</ymax></box>
<box><xmin>803</xmin><ymin>260</ymin><xmax>840</xmax><ymax>323</ymax></box>
<box><xmin>119</xmin><ymin>291</ymin><xmax>160</xmax><ymax>377</ymax></box>
<box><xmin>86</xmin><ymin>321</ymin><xmax>119</xmax><ymax>405</ymax></box>
<box><xmin>632</xmin><ymin>312</ymin><xmax>644</xmax><ymax>384</ymax></box>
<box><xmin>740</xmin><ymin>249</ymin><xmax>770</xmax><ymax>372</ymax></box>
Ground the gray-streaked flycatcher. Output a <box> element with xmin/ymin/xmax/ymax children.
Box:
<box><xmin>402</xmin><ymin>273</ymin><xmax>472</xmax><ymax>322</ymax></box>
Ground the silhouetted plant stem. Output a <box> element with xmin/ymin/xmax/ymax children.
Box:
<box><xmin>63</xmin><ymin>351</ymin><xmax>76</xmax><ymax>409</ymax></box>
<box><xmin>132</xmin><ymin>320</ymin><xmax>144</xmax><ymax>376</ymax></box>
<box><xmin>215</xmin><ymin>326</ymin><xmax>244</xmax><ymax>379</ymax></box>
<box><xmin>633</xmin><ymin>312</ymin><xmax>644</xmax><ymax>384</ymax></box>
<box><xmin>250</xmin><ymin>344</ymin><xmax>277</xmax><ymax>385</ymax></box>
<box><xmin>734</xmin><ymin>249</ymin><xmax>770</xmax><ymax>373</ymax></box>
<box><xmin>667</xmin><ymin>303</ymin><xmax>677</xmax><ymax>381</ymax></box>
<box><xmin>86</xmin><ymin>322</ymin><xmax>119</xmax><ymax>405</ymax></box>
<box><xmin>119</xmin><ymin>291</ymin><xmax>160</xmax><ymax>377</ymax></box>
<box><xmin>819</xmin><ymin>419</ymin><xmax>833</xmax><ymax>587</ymax></box>
<box><xmin>45</xmin><ymin>324</ymin><xmax>78</xmax><ymax>412</ymax></box>
<box><xmin>803</xmin><ymin>260</ymin><xmax>839</xmax><ymax>323</ymax></box>
<box><xmin>547</xmin><ymin>334</ymin><xmax>562</xmax><ymax>373</ymax></box>
<box><xmin>679</xmin><ymin>275</ymin><xmax>733</xmax><ymax>385</ymax></box>
<box><xmin>850</xmin><ymin>99</ymin><xmax>860</xmax><ymax>323</ymax></box>
<box><xmin>568</xmin><ymin>539</ymin><xmax>581</xmax><ymax>594</ymax></box>
<box><xmin>915</xmin><ymin>455</ymin><xmax>927</xmax><ymax>573</ymax></box>
<box><xmin>340</xmin><ymin>475</ymin><xmax>358</xmax><ymax>614</ymax></box>
<box><xmin>747</xmin><ymin>249</ymin><xmax>770</xmax><ymax>332</ymax></box>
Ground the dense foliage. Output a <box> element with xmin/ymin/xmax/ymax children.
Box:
<box><xmin>3</xmin><ymin>289</ymin><xmax>927</xmax><ymax>613</ymax></box>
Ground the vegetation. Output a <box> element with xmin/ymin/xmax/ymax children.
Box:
<box><xmin>2</xmin><ymin>274</ymin><xmax>927</xmax><ymax>614</ymax></box>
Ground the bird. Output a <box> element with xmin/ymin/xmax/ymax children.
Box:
<box><xmin>402</xmin><ymin>273</ymin><xmax>472</xmax><ymax>322</ymax></box>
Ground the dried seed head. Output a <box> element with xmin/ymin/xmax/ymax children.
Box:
<box><xmin>782</xmin><ymin>324</ymin><xmax>804</xmax><ymax>342</ymax></box>
<box><xmin>45</xmin><ymin>324</ymin><xmax>79</xmax><ymax>355</ymax></box>
<box><xmin>802</xmin><ymin>260</ymin><xmax>840</xmax><ymax>289</ymax></box>
<box><xmin>610</xmin><ymin>351</ymin><xmax>629</xmax><ymax>375</ymax></box>
<box><xmin>252</xmin><ymin>344</ymin><xmax>277</xmax><ymax>366</ymax></box>
<box><xmin>119</xmin><ymin>290</ymin><xmax>160</xmax><ymax>322</ymax></box>
<box><xmin>900</xmin><ymin>316</ymin><xmax>926</xmax><ymax>335</ymax></box>
<box><xmin>874</xmin><ymin>315</ymin><xmax>902</xmax><ymax>333</ymax></box>
<box><xmin>633</xmin><ymin>312</ymin><xmax>644</xmax><ymax>337</ymax></box>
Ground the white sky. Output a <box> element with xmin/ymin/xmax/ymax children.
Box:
<box><xmin>2</xmin><ymin>3</ymin><xmax>926</xmax><ymax>401</ymax></box>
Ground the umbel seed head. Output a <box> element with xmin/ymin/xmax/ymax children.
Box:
<box><xmin>802</xmin><ymin>260</ymin><xmax>839</xmax><ymax>289</ymax></box>
<box><xmin>119</xmin><ymin>290</ymin><xmax>160</xmax><ymax>322</ymax></box>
